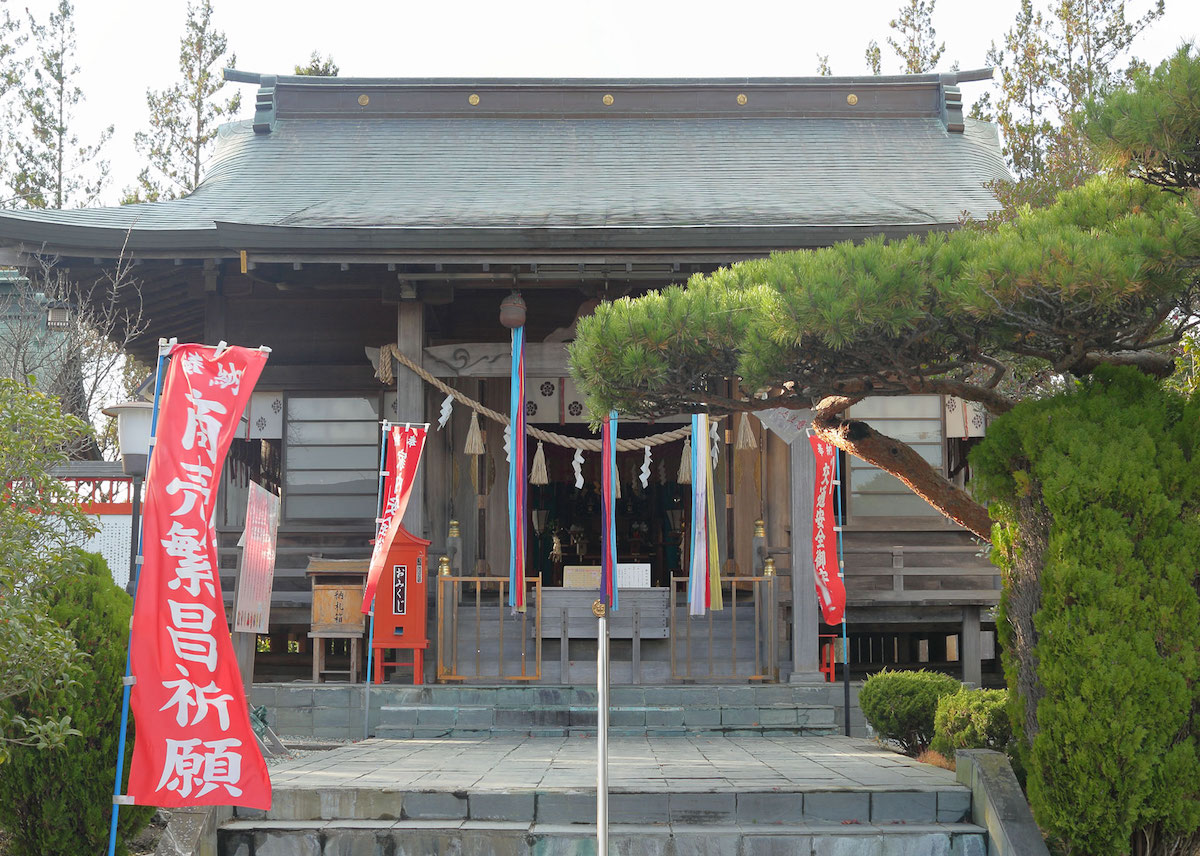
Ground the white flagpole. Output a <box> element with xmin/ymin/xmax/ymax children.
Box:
<box><xmin>595</xmin><ymin>600</ymin><xmax>609</xmax><ymax>855</ymax></box>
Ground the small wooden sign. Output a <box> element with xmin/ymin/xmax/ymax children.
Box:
<box><xmin>562</xmin><ymin>564</ymin><xmax>653</xmax><ymax>589</ymax></box>
<box><xmin>563</xmin><ymin>565</ymin><xmax>601</xmax><ymax>589</ymax></box>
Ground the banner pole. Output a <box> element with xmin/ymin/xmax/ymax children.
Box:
<box><xmin>107</xmin><ymin>341</ymin><xmax>170</xmax><ymax>856</ymax></box>
<box><xmin>596</xmin><ymin>604</ymin><xmax>609</xmax><ymax>856</ymax></box>
<box><xmin>364</xmin><ymin>421</ymin><xmax>390</xmax><ymax>741</ymax></box>
<box><xmin>834</xmin><ymin>449</ymin><xmax>851</xmax><ymax>736</ymax></box>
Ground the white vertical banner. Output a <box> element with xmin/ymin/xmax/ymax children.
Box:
<box><xmin>233</xmin><ymin>482</ymin><xmax>281</xmax><ymax>634</ymax></box>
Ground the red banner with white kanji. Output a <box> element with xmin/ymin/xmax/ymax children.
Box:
<box><xmin>361</xmin><ymin>424</ymin><xmax>427</xmax><ymax>613</ymax></box>
<box><xmin>809</xmin><ymin>435</ymin><xmax>846</xmax><ymax>626</ymax></box>
<box><xmin>127</xmin><ymin>343</ymin><xmax>271</xmax><ymax>809</ymax></box>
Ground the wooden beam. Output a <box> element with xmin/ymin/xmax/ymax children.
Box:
<box><xmin>423</xmin><ymin>342</ymin><xmax>570</xmax><ymax>377</ymax></box>
<box><xmin>397</xmin><ymin>300</ymin><xmax>426</xmax><ymax>537</ymax></box>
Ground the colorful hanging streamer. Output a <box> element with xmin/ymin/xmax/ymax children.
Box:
<box><xmin>508</xmin><ymin>325</ymin><xmax>527</xmax><ymax>610</ymax></box>
<box><xmin>600</xmin><ymin>411</ymin><xmax>619</xmax><ymax>610</ymax></box>
<box><xmin>687</xmin><ymin>414</ymin><xmax>723</xmax><ymax>615</ymax></box>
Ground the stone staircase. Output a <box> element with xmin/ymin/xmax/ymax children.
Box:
<box><xmin>374</xmin><ymin>684</ymin><xmax>840</xmax><ymax>738</ymax></box>
<box><xmin>220</xmin><ymin>733</ymin><xmax>986</xmax><ymax>855</ymax></box>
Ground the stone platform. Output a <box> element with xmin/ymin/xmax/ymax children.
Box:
<box><xmin>222</xmin><ymin>734</ymin><xmax>986</xmax><ymax>855</ymax></box>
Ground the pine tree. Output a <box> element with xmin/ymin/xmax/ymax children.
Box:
<box><xmin>295</xmin><ymin>51</ymin><xmax>338</xmax><ymax>76</ymax></box>
<box><xmin>887</xmin><ymin>0</ymin><xmax>945</xmax><ymax>74</ymax></box>
<box><xmin>0</xmin><ymin>0</ymin><xmax>25</xmax><ymax>203</ymax></box>
<box><xmin>10</xmin><ymin>0</ymin><xmax>110</xmax><ymax>209</ymax></box>
<box><xmin>131</xmin><ymin>0</ymin><xmax>240</xmax><ymax>202</ymax></box>
<box><xmin>985</xmin><ymin>1</ymin><xmax>1054</xmax><ymax>178</ymax></box>
<box><xmin>1042</xmin><ymin>0</ymin><xmax>1164</xmax><ymax>175</ymax></box>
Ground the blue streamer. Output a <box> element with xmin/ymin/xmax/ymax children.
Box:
<box><xmin>507</xmin><ymin>325</ymin><xmax>524</xmax><ymax>607</ymax></box>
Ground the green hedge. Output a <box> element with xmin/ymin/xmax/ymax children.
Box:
<box><xmin>0</xmin><ymin>551</ymin><xmax>154</xmax><ymax>856</ymax></box>
<box><xmin>931</xmin><ymin>688</ymin><xmax>1012</xmax><ymax>759</ymax></box>
<box><xmin>858</xmin><ymin>669</ymin><xmax>963</xmax><ymax>756</ymax></box>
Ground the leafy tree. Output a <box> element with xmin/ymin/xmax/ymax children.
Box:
<box><xmin>0</xmin><ymin>378</ymin><xmax>93</xmax><ymax>756</ymax></box>
<box><xmin>0</xmin><ymin>551</ymin><xmax>154</xmax><ymax>855</ymax></box>
<box><xmin>886</xmin><ymin>0</ymin><xmax>944</xmax><ymax>74</ymax></box>
<box><xmin>815</xmin><ymin>54</ymin><xmax>832</xmax><ymax>77</ymax></box>
<box><xmin>10</xmin><ymin>0</ymin><xmax>110</xmax><ymax>209</ymax></box>
<box><xmin>130</xmin><ymin>0</ymin><xmax>240</xmax><ymax>202</ymax></box>
<box><xmin>0</xmin><ymin>256</ymin><xmax>147</xmax><ymax>458</ymax></box>
<box><xmin>295</xmin><ymin>51</ymin><xmax>338</xmax><ymax>76</ymax></box>
<box><xmin>864</xmin><ymin>39</ymin><xmax>882</xmax><ymax>75</ymax></box>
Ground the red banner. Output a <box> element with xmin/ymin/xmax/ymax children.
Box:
<box><xmin>362</xmin><ymin>424</ymin><xmax>427</xmax><ymax>613</ymax></box>
<box><xmin>127</xmin><ymin>343</ymin><xmax>271</xmax><ymax>809</ymax></box>
<box><xmin>809</xmin><ymin>436</ymin><xmax>846</xmax><ymax>625</ymax></box>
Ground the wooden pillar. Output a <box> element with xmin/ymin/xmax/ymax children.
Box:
<box><xmin>789</xmin><ymin>440</ymin><xmax>824</xmax><ymax>682</ymax></box>
<box><xmin>396</xmin><ymin>300</ymin><xmax>425</xmax><ymax>537</ymax></box>
<box><xmin>484</xmin><ymin>380</ymin><xmax>509</xmax><ymax>575</ymax></box>
<box><xmin>962</xmin><ymin>605</ymin><xmax>982</xmax><ymax>686</ymax></box>
<box><xmin>424</xmin><ymin>381</ymin><xmax>451</xmax><ymax>557</ymax></box>
<box><xmin>450</xmin><ymin>379</ymin><xmax>481</xmax><ymax>573</ymax></box>
<box><xmin>764</xmin><ymin>430</ymin><xmax>792</xmax><ymax>668</ymax></box>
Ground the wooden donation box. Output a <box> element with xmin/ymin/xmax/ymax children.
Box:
<box><xmin>306</xmin><ymin>557</ymin><xmax>367</xmax><ymax>683</ymax></box>
<box><xmin>370</xmin><ymin>525</ymin><xmax>431</xmax><ymax>685</ymax></box>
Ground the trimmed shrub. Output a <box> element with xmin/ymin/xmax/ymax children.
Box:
<box><xmin>931</xmin><ymin>688</ymin><xmax>1011</xmax><ymax>759</ymax></box>
<box><xmin>971</xmin><ymin>366</ymin><xmax>1200</xmax><ymax>855</ymax></box>
<box><xmin>0</xmin><ymin>551</ymin><xmax>154</xmax><ymax>856</ymax></box>
<box><xmin>858</xmin><ymin>669</ymin><xmax>963</xmax><ymax>756</ymax></box>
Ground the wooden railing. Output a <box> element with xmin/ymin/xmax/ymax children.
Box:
<box><xmin>436</xmin><ymin>575</ymin><xmax>542</xmax><ymax>682</ymax></box>
<box><xmin>842</xmin><ymin>543</ymin><xmax>1000</xmax><ymax>607</ymax></box>
<box><xmin>669</xmin><ymin>575</ymin><xmax>778</xmax><ymax>682</ymax></box>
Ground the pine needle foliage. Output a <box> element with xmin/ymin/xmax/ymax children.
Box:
<box><xmin>886</xmin><ymin>0</ymin><xmax>945</xmax><ymax>74</ymax></box>
<box><xmin>970</xmin><ymin>367</ymin><xmax>1200</xmax><ymax>856</ymax></box>
<box><xmin>1086</xmin><ymin>45</ymin><xmax>1200</xmax><ymax>192</ymax></box>
<box><xmin>568</xmin><ymin>176</ymin><xmax>1200</xmax><ymax>423</ymax></box>
<box><xmin>131</xmin><ymin>0</ymin><xmax>240</xmax><ymax>201</ymax></box>
<box><xmin>11</xmin><ymin>0</ymin><xmax>111</xmax><ymax>209</ymax></box>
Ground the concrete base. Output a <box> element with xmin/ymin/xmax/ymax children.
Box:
<box><xmin>156</xmin><ymin>805</ymin><xmax>232</xmax><ymax>856</ymax></box>
<box><xmin>956</xmin><ymin>750</ymin><xmax>1050</xmax><ymax>856</ymax></box>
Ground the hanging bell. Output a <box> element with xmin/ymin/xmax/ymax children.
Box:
<box><xmin>499</xmin><ymin>291</ymin><xmax>527</xmax><ymax>328</ymax></box>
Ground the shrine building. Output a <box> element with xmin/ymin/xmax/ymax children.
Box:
<box><xmin>0</xmin><ymin>69</ymin><xmax>1009</xmax><ymax>689</ymax></box>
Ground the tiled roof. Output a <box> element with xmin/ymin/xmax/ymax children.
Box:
<box><xmin>0</xmin><ymin>73</ymin><xmax>1009</xmax><ymax>255</ymax></box>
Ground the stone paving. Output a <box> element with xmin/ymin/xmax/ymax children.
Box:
<box><xmin>226</xmin><ymin>736</ymin><xmax>984</xmax><ymax>854</ymax></box>
<box><xmin>268</xmin><ymin>734</ymin><xmax>958</xmax><ymax>794</ymax></box>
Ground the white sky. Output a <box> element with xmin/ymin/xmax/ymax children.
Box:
<box><xmin>20</xmin><ymin>0</ymin><xmax>1200</xmax><ymax>205</ymax></box>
